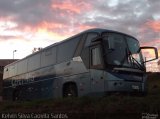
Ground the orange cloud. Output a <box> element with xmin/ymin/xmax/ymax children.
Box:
<box><xmin>51</xmin><ymin>1</ymin><xmax>92</xmax><ymax>14</ymax></box>
<box><xmin>33</xmin><ymin>22</ymin><xmax>70</xmax><ymax>40</ymax></box>
<box><xmin>38</xmin><ymin>21</ymin><xmax>67</xmax><ymax>29</ymax></box>
<box><xmin>146</xmin><ymin>20</ymin><xmax>160</xmax><ymax>32</ymax></box>
<box><xmin>34</xmin><ymin>21</ymin><xmax>96</xmax><ymax>38</ymax></box>
<box><xmin>78</xmin><ymin>25</ymin><xmax>95</xmax><ymax>30</ymax></box>
<box><xmin>35</xmin><ymin>28</ymin><xmax>67</xmax><ymax>41</ymax></box>
<box><xmin>142</xmin><ymin>49</ymin><xmax>157</xmax><ymax>59</ymax></box>
<box><xmin>141</xmin><ymin>40</ymin><xmax>160</xmax><ymax>58</ymax></box>
<box><xmin>142</xmin><ymin>39</ymin><xmax>160</xmax><ymax>46</ymax></box>
<box><xmin>52</xmin><ymin>3</ymin><xmax>80</xmax><ymax>14</ymax></box>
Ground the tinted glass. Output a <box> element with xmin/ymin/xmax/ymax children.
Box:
<box><xmin>102</xmin><ymin>32</ymin><xmax>144</xmax><ymax>69</ymax></box>
<box><xmin>126</xmin><ymin>36</ymin><xmax>143</xmax><ymax>65</ymax></box>
<box><xmin>103</xmin><ymin>33</ymin><xmax>128</xmax><ymax>66</ymax></box>
<box><xmin>57</xmin><ymin>36</ymin><xmax>80</xmax><ymax>63</ymax></box>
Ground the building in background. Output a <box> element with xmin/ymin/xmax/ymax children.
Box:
<box><xmin>0</xmin><ymin>59</ymin><xmax>18</xmax><ymax>97</ymax></box>
<box><xmin>146</xmin><ymin>60</ymin><xmax>160</xmax><ymax>72</ymax></box>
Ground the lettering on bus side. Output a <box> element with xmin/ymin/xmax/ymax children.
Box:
<box><xmin>26</xmin><ymin>73</ymin><xmax>35</xmax><ymax>82</ymax></box>
<box><xmin>11</xmin><ymin>74</ymin><xmax>35</xmax><ymax>87</ymax></box>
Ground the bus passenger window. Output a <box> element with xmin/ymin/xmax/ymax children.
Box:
<box><xmin>91</xmin><ymin>47</ymin><xmax>102</xmax><ymax>66</ymax></box>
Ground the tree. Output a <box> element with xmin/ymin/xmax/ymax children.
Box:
<box><xmin>32</xmin><ymin>47</ymin><xmax>42</xmax><ymax>53</ymax></box>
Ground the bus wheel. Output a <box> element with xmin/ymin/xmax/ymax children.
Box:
<box><xmin>63</xmin><ymin>84</ymin><xmax>77</xmax><ymax>97</ymax></box>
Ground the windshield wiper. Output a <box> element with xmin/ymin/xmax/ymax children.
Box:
<box><xmin>128</xmin><ymin>50</ymin><xmax>145</xmax><ymax>71</ymax></box>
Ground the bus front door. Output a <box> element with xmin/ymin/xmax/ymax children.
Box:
<box><xmin>90</xmin><ymin>70</ymin><xmax>104</xmax><ymax>96</ymax></box>
<box><xmin>90</xmin><ymin>44</ymin><xmax>105</xmax><ymax>96</ymax></box>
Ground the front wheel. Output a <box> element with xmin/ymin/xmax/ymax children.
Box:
<box><xmin>63</xmin><ymin>84</ymin><xmax>78</xmax><ymax>97</ymax></box>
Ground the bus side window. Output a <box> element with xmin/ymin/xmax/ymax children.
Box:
<box><xmin>90</xmin><ymin>46</ymin><xmax>103</xmax><ymax>69</ymax></box>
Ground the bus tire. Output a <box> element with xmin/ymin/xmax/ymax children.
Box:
<box><xmin>63</xmin><ymin>83</ymin><xmax>78</xmax><ymax>97</ymax></box>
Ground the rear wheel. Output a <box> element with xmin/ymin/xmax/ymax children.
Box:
<box><xmin>63</xmin><ymin>84</ymin><xmax>77</xmax><ymax>97</ymax></box>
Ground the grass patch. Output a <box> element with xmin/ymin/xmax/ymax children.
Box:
<box><xmin>0</xmin><ymin>73</ymin><xmax>160</xmax><ymax>117</ymax></box>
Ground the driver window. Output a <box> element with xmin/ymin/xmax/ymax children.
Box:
<box><xmin>91</xmin><ymin>47</ymin><xmax>102</xmax><ymax>67</ymax></box>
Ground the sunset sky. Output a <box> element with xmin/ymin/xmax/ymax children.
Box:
<box><xmin>0</xmin><ymin>0</ymin><xmax>160</xmax><ymax>59</ymax></box>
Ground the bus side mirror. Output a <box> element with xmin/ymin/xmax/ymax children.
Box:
<box><xmin>140</xmin><ymin>46</ymin><xmax>158</xmax><ymax>63</ymax></box>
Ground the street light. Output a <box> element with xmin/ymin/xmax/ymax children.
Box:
<box><xmin>13</xmin><ymin>50</ymin><xmax>17</xmax><ymax>59</ymax></box>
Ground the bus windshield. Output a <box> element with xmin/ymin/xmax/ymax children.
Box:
<box><xmin>102</xmin><ymin>33</ymin><xmax>144</xmax><ymax>70</ymax></box>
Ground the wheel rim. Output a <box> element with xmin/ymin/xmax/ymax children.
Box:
<box><xmin>64</xmin><ymin>84</ymin><xmax>77</xmax><ymax>97</ymax></box>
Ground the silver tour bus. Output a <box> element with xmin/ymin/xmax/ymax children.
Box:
<box><xmin>3</xmin><ymin>28</ymin><xmax>158</xmax><ymax>100</ymax></box>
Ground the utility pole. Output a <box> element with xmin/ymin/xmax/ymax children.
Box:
<box><xmin>13</xmin><ymin>50</ymin><xmax>17</xmax><ymax>59</ymax></box>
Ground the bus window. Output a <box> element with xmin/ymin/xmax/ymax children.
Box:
<box><xmin>91</xmin><ymin>46</ymin><xmax>103</xmax><ymax>69</ymax></box>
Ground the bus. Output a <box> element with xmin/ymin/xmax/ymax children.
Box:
<box><xmin>3</xmin><ymin>28</ymin><xmax>158</xmax><ymax>100</ymax></box>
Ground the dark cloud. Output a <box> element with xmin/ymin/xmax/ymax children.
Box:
<box><xmin>79</xmin><ymin>0</ymin><xmax>160</xmax><ymax>46</ymax></box>
<box><xmin>0</xmin><ymin>0</ymin><xmax>68</xmax><ymax>26</ymax></box>
<box><xmin>0</xmin><ymin>0</ymin><xmax>159</xmax><ymax>48</ymax></box>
